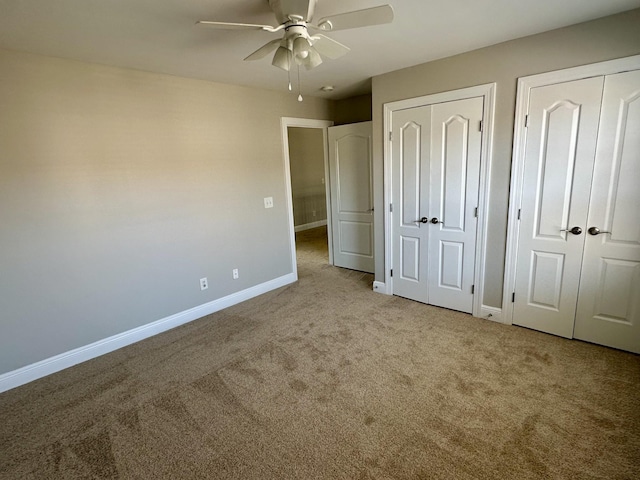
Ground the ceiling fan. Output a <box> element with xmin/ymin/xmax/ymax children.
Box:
<box><xmin>196</xmin><ymin>0</ymin><xmax>394</xmax><ymax>72</ymax></box>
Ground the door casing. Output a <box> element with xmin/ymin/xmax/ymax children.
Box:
<box><xmin>382</xmin><ymin>83</ymin><xmax>497</xmax><ymax>319</ymax></box>
<box><xmin>503</xmin><ymin>54</ymin><xmax>640</xmax><ymax>324</ymax></box>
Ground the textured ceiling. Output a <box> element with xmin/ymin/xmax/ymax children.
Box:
<box><xmin>1</xmin><ymin>0</ymin><xmax>639</xmax><ymax>99</ymax></box>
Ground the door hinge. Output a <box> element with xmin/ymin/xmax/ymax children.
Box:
<box><xmin>517</xmin><ymin>208</ymin><xmax>521</xmax><ymax>220</ymax></box>
<box><xmin>479</xmin><ymin>120</ymin><xmax>483</xmax><ymax>132</ymax></box>
<box><xmin>389</xmin><ymin>203</ymin><xmax>393</xmax><ymax>212</ymax></box>
<box><xmin>474</xmin><ymin>207</ymin><xmax>478</xmax><ymax>218</ymax></box>
<box><xmin>525</xmin><ymin>114</ymin><xmax>530</xmax><ymax>128</ymax></box>
<box><xmin>512</xmin><ymin>292</ymin><xmax>515</xmax><ymax>303</ymax></box>
<box><xmin>390</xmin><ymin>269</ymin><xmax>393</xmax><ymax>277</ymax></box>
<box><xmin>389</xmin><ymin>131</ymin><xmax>393</xmax><ymax>141</ymax></box>
<box><xmin>471</xmin><ymin>285</ymin><xmax>475</xmax><ymax>294</ymax></box>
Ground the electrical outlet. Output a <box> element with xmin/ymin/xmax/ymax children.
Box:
<box><xmin>312</xmin><ymin>210</ymin><xmax>316</xmax><ymax>217</ymax></box>
<box><xmin>232</xmin><ymin>269</ymin><xmax>239</xmax><ymax>280</ymax></box>
<box><xmin>264</xmin><ymin>197</ymin><xmax>274</xmax><ymax>209</ymax></box>
<box><xmin>200</xmin><ymin>277</ymin><xmax>208</xmax><ymax>290</ymax></box>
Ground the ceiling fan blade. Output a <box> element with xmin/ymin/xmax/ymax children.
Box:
<box><xmin>244</xmin><ymin>39</ymin><xmax>282</xmax><ymax>61</ymax></box>
<box><xmin>310</xmin><ymin>34</ymin><xmax>350</xmax><ymax>59</ymax></box>
<box><xmin>305</xmin><ymin>48</ymin><xmax>323</xmax><ymax>70</ymax></box>
<box><xmin>196</xmin><ymin>21</ymin><xmax>279</xmax><ymax>32</ymax></box>
<box><xmin>313</xmin><ymin>5</ymin><xmax>394</xmax><ymax>32</ymax></box>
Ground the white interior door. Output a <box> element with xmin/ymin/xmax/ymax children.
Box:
<box><xmin>513</xmin><ymin>77</ymin><xmax>604</xmax><ymax>337</ymax></box>
<box><xmin>328</xmin><ymin>122</ymin><xmax>374</xmax><ymax>273</ymax></box>
<box><xmin>391</xmin><ymin>106</ymin><xmax>431</xmax><ymax>303</ymax></box>
<box><xmin>427</xmin><ymin>98</ymin><xmax>483</xmax><ymax>313</ymax></box>
<box><xmin>391</xmin><ymin>98</ymin><xmax>483</xmax><ymax>313</ymax></box>
<box><xmin>573</xmin><ymin>70</ymin><xmax>640</xmax><ymax>353</ymax></box>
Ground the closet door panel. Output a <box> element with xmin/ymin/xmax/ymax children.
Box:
<box><xmin>574</xmin><ymin>69</ymin><xmax>640</xmax><ymax>353</ymax></box>
<box><xmin>512</xmin><ymin>77</ymin><xmax>604</xmax><ymax>338</ymax></box>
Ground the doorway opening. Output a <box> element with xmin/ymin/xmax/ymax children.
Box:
<box><xmin>289</xmin><ymin>126</ymin><xmax>330</xmax><ymax>271</ymax></box>
<box><xmin>288</xmin><ymin>127</ymin><xmax>329</xmax><ymax>234</ymax></box>
<box><xmin>280</xmin><ymin>117</ymin><xmax>333</xmax><ymax>279</ymax></box>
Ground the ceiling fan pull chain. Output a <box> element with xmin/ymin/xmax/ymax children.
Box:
<box><xmin>287</xmin><ymin>50</ymin><xmax>292</xmax><ymax>91</ymax></box>
<box><xmin>297</xmin><ymin>64</ymin><xmax>303</xmax><ymax>102</ymax></box>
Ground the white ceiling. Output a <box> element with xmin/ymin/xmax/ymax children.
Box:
<box><xmin>1</xmin><ymin>0</ymin><xmax>639</xmax><ymax>100</ymax></box>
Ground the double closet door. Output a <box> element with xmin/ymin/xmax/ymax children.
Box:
<box><xmin>391</xmin><ymin>97</ymin><xmax>483</xmax><ymax>314</ymax></box>
<box><xmin>513</xmin><ymin>69</ymin><xmax>640</xmax><ymax>353</ymax></box>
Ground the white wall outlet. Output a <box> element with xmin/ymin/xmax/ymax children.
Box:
<box><xmin>232</xmin><ymin>268</ymin><xmax>239</xmax><ymax>280</ymax></box>
<box><xmin>312</xmin><ymin>210</ymin><xmax>316</xmax><ymax>217</ymax></box>
<box><xmin>321</xmin><ymin>178</ymin><xmax>325</xmax><ymax>184</ymax></box>
<box><xmin>200</xmin><ymin>277</ymin><xmax>208</xmax><ymax>290</ymax></box>
<box><xmin>264</xmin><ymin>197</ymin><xmax>274</xmax><ymax>209</ymax></box>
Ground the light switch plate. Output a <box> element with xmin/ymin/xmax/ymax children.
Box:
<box><xmin>264</xmin><ymin>197</ymin><xmax>274</xmax><ymax>209</ymax></box>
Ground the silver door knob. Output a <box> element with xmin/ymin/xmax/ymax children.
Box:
<box><xmin>560</xmin><ymin>226</ymin><xmax>582</xmax><ymax>235</ymax></box>
<box><xmin>588</xmin><ymin>226</ymin><xmax>611</xmax><ymax>236</ymax></box>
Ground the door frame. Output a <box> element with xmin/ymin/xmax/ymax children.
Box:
<box><xmin>382</xmin><ymin>83</ymin><xmax>496</xmax><ymax>318</ymax></box>
<box><xmin>503</xmin><ymin>54</ymin><xmax>640</xmax><ymax>325</ymax></box>
<box><xmin>280</xmin><ymin>117</ymin><xmax>334</xmax><ymax>277</ymax></box>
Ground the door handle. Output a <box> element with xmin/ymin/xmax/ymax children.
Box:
<box><xmin>588</xmin><ymin>226</ymin><xmax>611</xmax><ymax>236</ymax></box>
<box><xmin>430</xmin><ymin>217</ymin><xmax>443</xmax><ymax>224</ymax></box>
<box><xmin>414</xmin><ymin>217</ymin><xmax>429</xmax><ymax>226</ymax></box>
<box><xmin>560</xmin><ymin>226</ymin><xmax>583</xmax><ymax>235</ymax></box>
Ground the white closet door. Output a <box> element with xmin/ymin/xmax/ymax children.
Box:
<box><xmin>512</xmin><ymin>77</ymin><xmax>604</xmax><ymax>337</ymax></box>
<box><xmin>427</xmin><ymin>97</ymin><xmax>483</xmax><ymax>313</ymax></box>
<box><xmin>391</xmin><ymin>98</ymin><xmax>483</xmax><ymax>312</ymax></box>
<box><xmin>574</xmin><ymin>70</ymin><xmax>640</xmax><ymax>353</ymax></box>
<box><xmin>391</xmin><ymin>106</ymin><xmax>431</xmax><ymax>303</ymax></box>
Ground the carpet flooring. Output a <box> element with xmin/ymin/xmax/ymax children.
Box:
<box><xmin>1</xmin><ymin>226</ymin><xmax>639</xmax><ymax>479</ymax></box>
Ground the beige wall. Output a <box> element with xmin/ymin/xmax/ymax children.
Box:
<box><xmin>288</xmin><ymin>127</ymin><xmax>327</xmax><ymax>226</ymax></box>
<box><xmin>0</xmin><ymin>48</ymin><xmax>332</xmax><ymax>374</ymax></box>
<box><xmin>372</xmin><ymin>8</ymin><xmax>640</xmax><ymax>308</ymax></box>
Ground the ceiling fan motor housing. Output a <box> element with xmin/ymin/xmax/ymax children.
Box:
<box><xmin>269</xmin><ymin>0</ymin><xmax>315</xmax><ymax>25</ymax></box>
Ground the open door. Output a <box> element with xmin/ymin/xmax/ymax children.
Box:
<box><xmin>328</xmin><ymin>122</ymin><xmax>374</xmax><ymax>273</ymax></box>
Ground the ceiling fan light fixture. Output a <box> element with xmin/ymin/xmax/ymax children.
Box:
<box><xmin>305</xmin><ymin>47</ymin><xmax>323</xmax><ymax>70</ymax></box>
<box><xmin>292</xmin><ymin>36</ymin><xmax>311</xmax><ymax>61</ymax></box>
<box><xmin>272</xmin><ymin>46</ymin><xmax>292</xmax><ymax>71</ymax></box>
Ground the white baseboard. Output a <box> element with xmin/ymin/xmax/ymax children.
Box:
<box><xmin>294</xmin><ymin>220</ymin><xmax>327</xmax><ymax>232</ymax></box>
<box><xmin>0</xmin><ymin>273</ymin><xmax>297</xmax><ymax>394</ymax></box>
<box><xmin>373</xmin><ymin>281</ymin><xmax>391</xmax><ymax>295</ymax></box>
<box><xmin>479</xmin><ymin>305</ymin><xmax>503</xmax><ymax>323</ymax></box>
